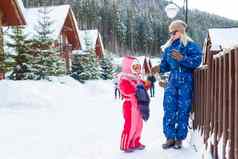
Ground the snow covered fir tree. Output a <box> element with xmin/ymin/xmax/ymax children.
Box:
<box><xmin>71</xmin><ymin>31</ymin><xmax>100</xmax><ymax>82</ymax></box>
<box><xmin>6</xmin><ymin>26</ymin><xmax>35</xmax><ymax>80</ymax></box>
<box><xmin>71</xmin><ymin>50</ymin><xmax>100</xmax><ymax>83</ymax></box>
<box><xmin>0</xmin><ymin>26</ymin><xmax>5</xmax><ymax>77</ymax></box>
<box><xmin>30</xmin><ymin>7</ymin><xmax>65</xmax><ymax>80</ymax></box>
<box><xmin>99</xmin><ymin>54</ymin><xmax>113</xmax><ymax>80</ymax></box>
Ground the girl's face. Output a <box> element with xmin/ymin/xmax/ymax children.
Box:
<box><xmin>131</xmin><ymin>60</ymin><xmax>141</xmax><ymax>75</ymax></box>
<box><xmin>169</xmin><ymin>30</ymin><xmax>181</xmax><ymax>41</ymax></box>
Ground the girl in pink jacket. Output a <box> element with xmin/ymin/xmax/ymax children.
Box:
<box><xmin>119</xmin><ymin>56</ymin><xmax>146</xmax><ymax>153</ymax></box>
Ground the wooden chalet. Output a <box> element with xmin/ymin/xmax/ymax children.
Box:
<box><xmin>24</xmin><ymin>5</ymin><xmax>81</xmax><ymax>74</ymax></box>
<box><xmin>203</xmin><ymin>28</ymin><xmax>238</xmax><ymax>65</ymax></box>
<box><xmin>143</xmin><ymin>57</ymin><xmax>152</xmax><ymax>75</ymax></box>
<box><xmin>78</xmin><ymin>30</ymin><xmax>104</xmax><ymax>59</ymax></box>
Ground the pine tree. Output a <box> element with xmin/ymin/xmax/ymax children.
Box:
<box><xmin>88</xmin><ymin>50</ymin><xmax>100</xmax><ymax>80</ymax></box>
<box><xmin>99</xmin><ymin>54</ymin><xmax>113</xmax><ymax>80</ymax></box>
<box><xmin>31</xmin><ymin>7</ymin><xmax>65</xmax><ymax>80</ymax></box>
<box><xmin>88</xmin><ymin>0</ymin><xmax>98</xmax><ymax>29</ymax></box>
<box><xmin>71</xmin><ymin>53</ymin><xmax>88</xmax><ymax>83</ymax></box>
<box><xmin>84</xmin><ymin>31</ymin><xmax>93</xmax><ymax>50</ymax></box>
<box><xmin>71</xmin><ymin>50</ymin><xmax>100</xmax><ymax>82</ymax></box>
<box><xmin>100</xmin><ymin>0</ymin><xmax>112</xmax><ymax>48</ymax></box>
<box><xmin>144</xmin><ymin>13</ymin><xmax>153</xmax><ymax>55</ymax></box>
<box><xmin>126</xmin><ymin>7</ymin><xmax>135</xmax><ymax>54</ymax></box>
<box><xmin>6</xmin><ymin>26</ymin><xmax>35</xmax><ymax>80</ymax></box>
<box><xmin>71</xmin><ymin>30</ymin><xmax>100</xmax><ymax>82</ymax></box>
<box><xmin>135</xmin><ymin>16</ymin><xmax>146</xmax><ymax>54</ymax></box>
<box><xmin>0</xmin><ymin>24</ymin><xmax>5</xmax><ymax>78</ymax></box>
<box><xmin>112</xmin><ymin>0</ymin><xmax>125</xmax><ymax>54</ymax></box>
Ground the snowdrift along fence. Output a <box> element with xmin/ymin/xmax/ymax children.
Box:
<box><xmin>192</xmin><ymin>48</ymin><xmax>238</xmax><ymax>159</ymax></box>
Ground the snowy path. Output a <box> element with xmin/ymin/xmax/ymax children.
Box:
<box><xmin>0</xmin><ymin>78</ymin><xmax>202</xmax><ymax>159</ymax></box>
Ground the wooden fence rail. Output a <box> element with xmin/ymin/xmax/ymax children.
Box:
<box><xmin>192</xmin><ymin>48</ymin><xmax>238</xmax><ymax>159</ymax></box>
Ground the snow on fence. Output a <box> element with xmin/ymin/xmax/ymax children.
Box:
<box><xmin>192</xmin><ymin>48</ymin><xmax>238</xmax><ymax>159</ymax></box>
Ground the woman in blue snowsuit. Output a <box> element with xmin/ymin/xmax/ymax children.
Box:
<box><xmin>152</xmin><ymin>20</ymin><xmax>202</xmax><ymax>149</ymax></box>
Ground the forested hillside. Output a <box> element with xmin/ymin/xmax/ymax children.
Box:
<box><xmin>22</xmin><ymin>0</ymin><xmax>238</xmax><ymax>56</ymax></box>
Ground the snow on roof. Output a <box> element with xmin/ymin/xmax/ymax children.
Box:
<box><xmin>24</xmin><ymin>5</ymin><xmax>71</xmax><ymax>40</ymax></box>
<box><xmin>150</xmin><ymin>58</ymin><xmax>160</xmax><ymax>66</ymax></box>
<box><xmin>16</xmin><ymin>0</ymin><xmax>25</xmax><ymax>15</ymax></box>
<box><xmin>79</xmin><ymin>30</ymin><xmax>104</xmax><ymax>51</ymax></box>
<box><xmin>208</xmin><ymin>28</ymin><xmax>238</xmax><ymax>50</ymax></box>
<box><xmin>137</xmin><ymin>56</ymin><xmax>152</xmax><ymax>66</ymax></box>
<box><xmin>137</xmin><ymin>56</ymin><xmax>146</xmax><ymax>65</ymax></box>
<box><xmin>3</xmin><ymin>5</ymin><xmax>80</xmax><ymax>54</ymax></box>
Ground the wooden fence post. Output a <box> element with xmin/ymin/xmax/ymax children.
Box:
<box><xmin>223</xmin><ymin>53</ymin><xmax>229</xmax><ymax>159</ymax></box>
<box><xmin>228</xmin><ymin>50</ymin><xmax>235</xmax><ymax>159</ymax></box>
<box><xmin>210</xmin><ymin>55</ymin><xmax>215</xmax><ymax>132</ymax></box>
<box><xmin>201</xmin><ymin>68</ymin><xmax>204</xmax><ymax>135</ymax></box>
<box><xmin>210</xmin><ymin>55</ymin><xmax>215</xmax><ymax>156</ymax></box>
<box><xmin>218</xmin><ymin>56</ymin><xmax>223</xmax><ymax>139</ymax></box>
<box><xmin>213</xmin><ymin>57</ymin><xmax>219</xmax><ymax>159</ymax></box>
<box><xmin>198</xmin><ymin>69</ymin><xmax>202</xmax><ymax>131</ymax></box>
<box><xmin>193</xmin><ymin>70</ymin><xmax>198</xmax><ymax>129</ymax></box>
<box><xmin>206</xmin><ymin>52</ymin><xmax>213</xmax><ymax>148</ymax></box>
<box><xmin>234</xmin><ymin>49</ymin><xmax>238</xmax><ymax>159</ymax></box>
<box><xmin>204</xmin><ymin>67</ymin><xmax>210</xmax><ymax>146</ymax></box>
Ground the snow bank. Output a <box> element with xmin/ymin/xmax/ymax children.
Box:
<box><xmin>189</xmin><ymin>129</ymin><xmax>214</xmax><ymax>159</ymax></box>
<box><xmin>0</xmin><ymin>80</ymin><xmax>52</xmax><ymax>110</ymax></box>
<box><xmin>0</xmin><ymin>77</ymin><xmax>83</xmax><ymax>111</ymax></box>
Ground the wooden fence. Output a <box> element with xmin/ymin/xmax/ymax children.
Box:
<box><xmin>193</xmin><ymin>48</ymin><xmax>238</xmax><ymax>159</ymax></box>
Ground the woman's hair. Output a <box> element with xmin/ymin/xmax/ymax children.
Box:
<box><xmin>180</xmin><ymin>33</ymin><xmax>193</xmax><ymax>46</ymax></box>
<box><xmin>162</xmin><ymin>20</ymin><xmax>193</xmax><ymax>50</ymax></box>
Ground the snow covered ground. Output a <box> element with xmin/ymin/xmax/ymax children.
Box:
<box><xmin>0</xmin><ymin>77</ymin><xmax>205</xmax><ymax>159</ymax></box>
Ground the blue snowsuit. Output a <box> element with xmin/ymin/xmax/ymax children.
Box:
<box><xmin>160</xmin><ymin>39</ymin><xmax>202</xmax><ymax>140</ymax></box>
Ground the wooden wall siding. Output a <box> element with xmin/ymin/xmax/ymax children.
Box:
<box><xmin>62</xmin><ymin>11</ymin><xmax>80</xmax><ymax>50</ymax></box>
<box><xmin>0</xmin><ymin>0</ymin><xmax>26</xmax><ymax>26</ymax></box>
<box><xmin>95</xmin><ymin>37</ymin><xmax>103</xmax><ymax>58</ymax></box>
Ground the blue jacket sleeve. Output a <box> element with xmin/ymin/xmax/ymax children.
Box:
<box><xmin>159</xmin><ymin>49</ymin><xmax>170</xmax><ymax>73</ymax></box>
<box><xmin>178</xmin><ymin>42</ymin><xmax>202</xmax><ymax>69</ymax></box>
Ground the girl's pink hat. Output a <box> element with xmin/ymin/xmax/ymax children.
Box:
<box><xmin>121</xmin><ymin>56</ymin><xmax>141</xmax><ymax>74</ymax></box>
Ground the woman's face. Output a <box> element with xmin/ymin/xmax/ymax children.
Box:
<box><xmin>169</xmin><ymin>30</ymin><xmax>181</xmax><ymax>41</ymax></box>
